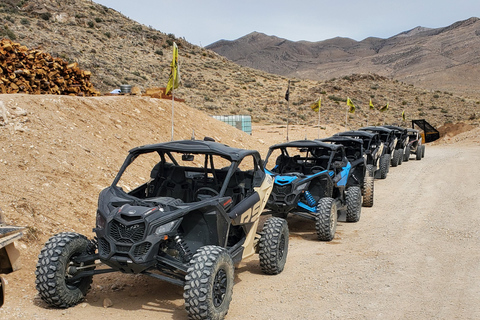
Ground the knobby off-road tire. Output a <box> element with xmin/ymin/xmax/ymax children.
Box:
<box><xmin>403</xmin><ymin>147</ymin><xmax>410</xmax><ymax>162</ymax></box>
<box><xmin>391</xmin><ymin>150</ymin><xmax>401</xmax><ymax>167</ymax></box>
<box><xmin>0</xmin><ymin>276</ymin><xmax>4</xmax><ymax>307</ymax></box>
<box><xmin>421</xmin><ymin>144</ymin><xmax>425</xmax><ymax>158</ymax></box>
<box><xmin>315</xmin><ymin>197</ymin><xmax>337</xmax><ymax>241</ymax></box>
<box><xmin>346</xmin><ymin>186</ymin><xmax>362</xmax><ymax>222</ymax></box>
<box><xmin>416</xmin><ymin>146</ymin><xmax>422</xmax><ymax>160</ymax></box>
<box><xmin>184</xmin><ymin>246</ymin><xmax>234</xmax><ymax>320</ymax></box>
<box><xmin>35</xmin><ymin>232</ymin><xmax>95</xmax><ymax>308</ymax></box>
<box><xmin>366</xmin><ymin>164</ymin><xmax>375</xmax><ymax>177</ymax></box>
<box><xmin>398</xmin><ymin>149</ymin><xmax>404</xmax><ymax>165</ymax></box>
<box><xmin>379</xmin><ymin>154</ymin><xmax>390</xmax><ymax>179</ymax></box>
<box><xmin>362</xmin><ymin>169</ymin><xmax>374</xmax><ymax>207</ymax></box>
<box><xmin>259</xmin><ymin>217</ymin><xmax>289</xmax><ymax>275</ymax></box>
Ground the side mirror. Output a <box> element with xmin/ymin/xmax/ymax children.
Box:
<box><xmin>182</xmin><ymin>154</ymin><xmax>194</xmax><ymax>161</ymax></box>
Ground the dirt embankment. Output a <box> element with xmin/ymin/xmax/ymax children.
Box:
<box><xmin>0</xmin><ymin>94</ymin><xmax>479</xmax><ymax>319</ymax></box>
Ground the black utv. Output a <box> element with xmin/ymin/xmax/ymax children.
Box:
<box><xmin>320</xmin><ymin>136</ymin><xmax>374</xmax><ymax>207</ymax></box>
<box><xmin>334</xmin><ymin>130</ymin><xmax>386</xmax><ymax>179</ymax></box>
<box><xmin>264</xmin><ymin>140</ymin><xmax>362</xmax><ymax>241</ymax></box>
<box><xmin>359</xmin><ymin>126</ymin><xmax>398</xmax><ymax>176</ymax></box>
<box><xmin>0</xmin><ymin>211</ymin><xmax>24</xmax><ymax>308</ymax></box>
<box><xmin>35</xmin><ymin>139</ymin><xmax>288</xmax><ymax>320</ymax></box>
<box><xmin>406</xmin><ymin>128</ymin><xmax>425</xmax><ymax>161</ymax></box>
<box><xmin>382</xmin><ymin>125</ymin><xmax>409</xmax><ymax>166</ymax></box>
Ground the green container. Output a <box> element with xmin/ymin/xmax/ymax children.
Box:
<box><xmin>212</xmin><ymin>115</ymin><xmax>252</xmax><ymax>134</ymax></box>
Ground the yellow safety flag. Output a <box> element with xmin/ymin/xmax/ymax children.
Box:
<box><xmin>402</xmin><ymin>110</ymin><xmax>406</xmax><ymax>121</ymax></box>
<box><xmin>369</xmin><ymin>99</ymin><xmax>375</xmax><ymax>110</ymax></box>
<box><xmin>380</xmin><ymin>102</ymin><xmax>389</xmax><ymax>112</ymax></box>
<box><xmin>165</xmin><ymin>42</ymin><xmax>180</xmax><ymax>95</ymax></box>
<box><xmin>310</xmin><ymin>98</ymin><xmax>321</xmax><ymax>112</ymax></box>
<box><xmin>347</xmin><ymin>97</ymin><xmax>355</xmax><ymax>114</ymax></box>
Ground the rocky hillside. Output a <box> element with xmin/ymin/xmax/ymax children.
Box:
<box><xmin>207</xmin><ymin>18</ymin><xmax>480</xmax><ymax>96</ymax></box>
<box><xmin>1</xmin><ymin>1</ymin><xmax>479</xmax><ymax>128</ymax></box>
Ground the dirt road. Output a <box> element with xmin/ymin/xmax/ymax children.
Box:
<box><xmin>1</xmin><ymin>142</ymin><xmax>479</xmax><ymax>320</ymax></box>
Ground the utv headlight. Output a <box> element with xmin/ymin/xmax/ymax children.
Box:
<box><xmin>297</xmin><ymin>183</ymin><xmax>308</xmax><ymax>191</ymax></box>
<box><xmin>96</xmin><ymin>211</ymin><xmax>106</xmax><ymax>229</ymax></box>
<box><xmin>155</xmin><ymin>220</ymin><xmax>178</xmax><ymax>236</ymax></box>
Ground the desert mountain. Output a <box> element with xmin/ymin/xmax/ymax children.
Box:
<box><xmin>1</xmin><ymin>1</ymin><xmax>480</xmax><ymax>128</ymax></box>
<box><xmin>207</xmin><ymin>18</ymin><xmax>480</xmax><ymax>96</ymax></box>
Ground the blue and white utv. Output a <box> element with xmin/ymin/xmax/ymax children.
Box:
<box><xmin>264</xmin><ymin>140</ymin><xmax>362</xmax><ymax>241</ymax></box>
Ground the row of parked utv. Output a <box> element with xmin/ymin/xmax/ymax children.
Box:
<box><xmin>34</xmin><ymin>125</ymin><xmax>425</xmax><ymax>320</ymax></box>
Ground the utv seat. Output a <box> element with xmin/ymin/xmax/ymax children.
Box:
<box><xmin>156</xmin><ymin>166</ymin><xmax>193</xmax><ymax>202</ymax></box>
<box><xmin>281</xmin><ymin>157</ymin><xmax>303</xmax><ymax>174</ymax></box>
<box><xmin>273</xmin><ymin>154</ymin><xmax>288</xmax><ymax>173</ymax></box>
<box><xmin>147</xmin><ymin>162</ymin><xmax>174</xmax><ymax>197</ymax></box>
<box><xmin>346</xmin><ymin>151</ymin><xmax>361</xmax><ymax>162</ymax></box>
<box><xmin>224</xmin><ymin>171</ymin><xmax>246</xmax><ymax>206</ymax></box>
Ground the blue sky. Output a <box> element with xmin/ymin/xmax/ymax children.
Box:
<box><xmin>94</xmin><ymin>0</ymin><xmax>480</xmax><ymax>46</ymax></box>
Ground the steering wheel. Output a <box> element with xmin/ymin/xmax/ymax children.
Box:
<box><xmin>310</xmin><ymin>166</ymin><xmax>325</xmax><ymax>174</ymax></box>
<box><xmin>194</xmin><ymin>187</ymin><xmax>219</xmax><ymax>200</ymax></box>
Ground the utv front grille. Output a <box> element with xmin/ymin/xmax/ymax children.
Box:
<box><xmin>110</xmin><ymin>220</ymin><xmax>146</xmax><ymax>243</ymax></box>
<box><xmin>273</xmin><ymin>184</ymin><xmax>292</xmax><ymax>196</ymax></box>
<box><xmin>99</xmin><ymin>238</ymin><xmax>111</xmax><ymax>255</ymax></box>
<box><xmin>133</xmin><ymin>242</ymin><xmax>152</xmax><ymax>257</ymax></box>
<box><xmin>116</xmin><ymin>245</ymin><xmax>131</xmax><ymax>253</ymax></box>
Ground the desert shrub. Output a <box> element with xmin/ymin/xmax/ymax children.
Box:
<box><xmin>40</xmin><ymin>12</ymin><xmax>52</xmax><ymax>21</ymax></box>
<box><xmin>328</xmin><ymin>95</ymin><xmax>346</xmax><ymax>102</ymax></box>
<box><xmin>0</xmin><ymin>26</ymin><xmax>16</xmax><ymax>40</ymax></box>
<box><xmin>131</xmin><ymin>25</ymin><xmax>142</xmax><ymax>32</ymax></box>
